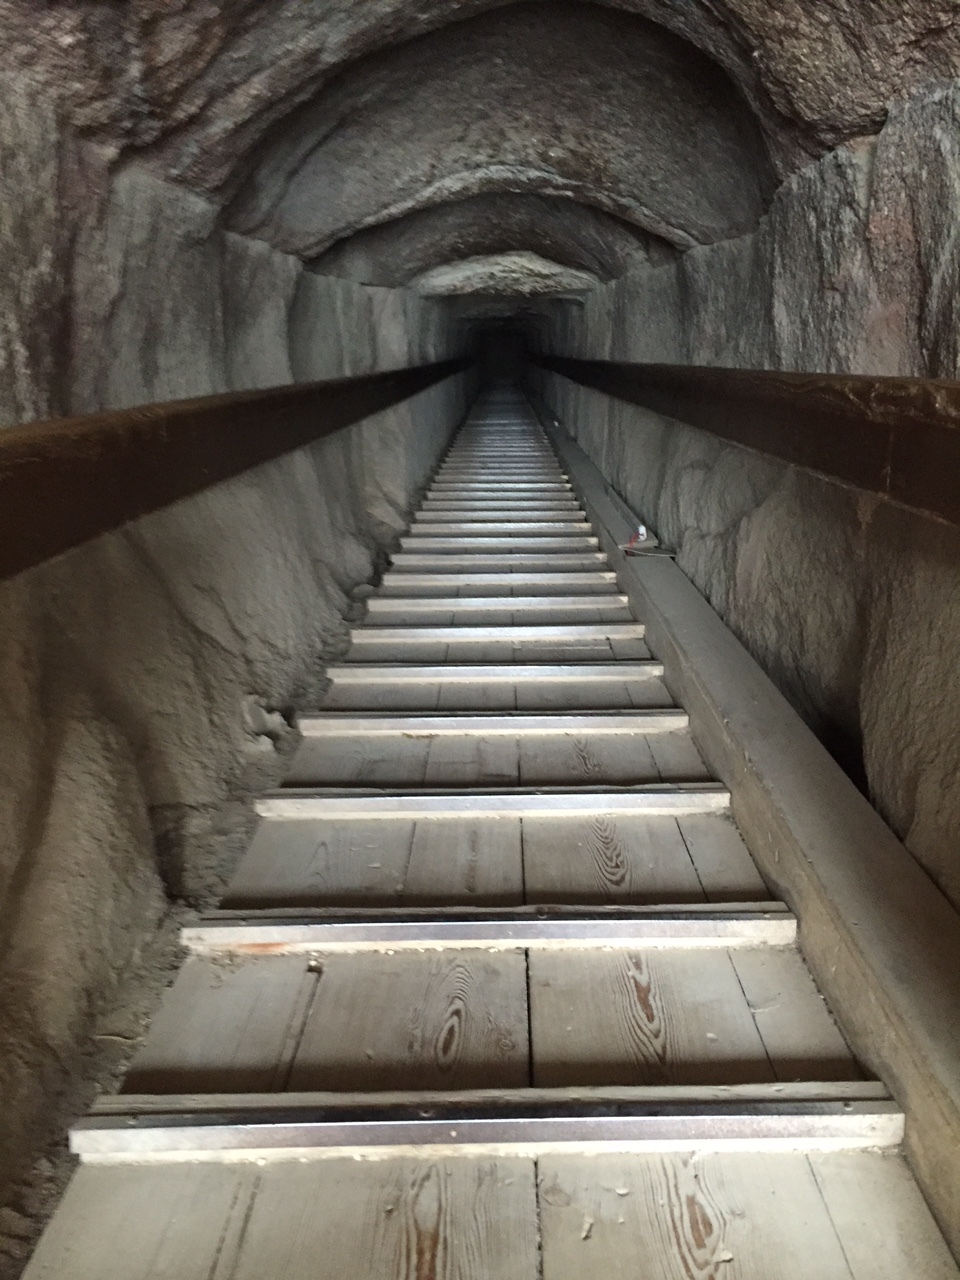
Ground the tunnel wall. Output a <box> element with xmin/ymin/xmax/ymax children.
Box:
<box><xmin>536</xmin><ymin>83</ymin><xmax>960</xmax><ymax>914</ymax></box>
<box><xmin>0</xmin><ymin>74</ymin><xmax>469</xmax><ymax>1267</ymax></box>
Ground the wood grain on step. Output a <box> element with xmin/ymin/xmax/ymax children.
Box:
<box><xmin>288</xmin><ymin>950</ymin><xmax>529</xmax><ymax>1091</ymax></box>
<box><xmin>228</xmin><ymin>1158</ymin><xmax>540</xmax><ymax>1280</ymax></box>
<box><xmin>538</xmin><ymin>1152</ymin><xmax>860</xmax><ymax>1279</ymax></box>
<box><xmin>404</xmin><ymin>817</ymin><xmax>524</xmax><ymax>904</ymax></box>
<box><xmin>522</xmin><ymin>814</ymin><xmax>707</xmax><ymax>903</ymax></box>
<box><xmin>529</xmin><ymin>949</ymin><xmax>774</xmax><ymax>1086</ymax></box>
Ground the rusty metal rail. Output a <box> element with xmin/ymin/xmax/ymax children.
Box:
<box><xmin>0</xmin><ymin>356</ymin><xmax>472</xmax><ymax>580</ymax></box>
<box><xmin>536</xmin><ymin>355</ymin><xmax>960</xmax><ymax>528</ymax></box>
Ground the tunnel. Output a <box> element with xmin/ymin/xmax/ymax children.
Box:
<box><xmin>3</xmin><ymin>2</ymin><xmax>960</xmax><ymax>1276</ymax></box>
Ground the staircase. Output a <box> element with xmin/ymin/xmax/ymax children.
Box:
<box><xmin>25</xmin><ymin>386</ymin><xmax>958</xmax><ymax>1278</ymax></box>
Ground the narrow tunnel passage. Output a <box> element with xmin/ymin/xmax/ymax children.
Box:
<box><xmin>5</xmin><ymin>1</ymin><xmax>960</xmax><ymax>1275</ymax></box>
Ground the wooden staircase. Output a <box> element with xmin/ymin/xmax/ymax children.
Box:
<box><xmin>25</xmin><ymin>387</ymin><xmax>958</xmax><ymax>1278</ymax></box>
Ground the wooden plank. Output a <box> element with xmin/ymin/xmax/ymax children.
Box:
<box><xmin>436</xmin><ymin>681</ymin><xmax>517</xmax><ymax>711</ymax></box>
<box><xmin>647</xmin><ymin>729</ymin><xmax>714</xmax><ymax>782</ymax></box>
<box><xmin>288</xmin><ymin>950</ymin><xmax>530</xmax><ymax>1091</ymax></box>
<box><xmin>223</xmin><ymin>817</ymin><xmax>416</xmax><ymax>908</ymax></box>
<box><xmin>94</xmin><ymin>1079</ymin><xmax>895</xmax><ymax>1117</ymax></box>
<box><xmin>345</xmin><ymin>637</ymin><xmax>450</xmax><ymax>663</ymax></box>
<box><xmin>399</xmin><ymin>537</ymin><xmax>600</xmax><ymax>552</ymax></box>
<box><xmin>677</xmin><ymin>812</ymin><xmax>771</xmax><ymax>901</ymax></box>
<box><xmin>528</xmin><ymin>949</ymin><xmax>774</xmax><ymax>1087</ymax></box>
<box><xmin>404</xmin><ymin>818</ymin><xmax>524</xmax><ymax>904</ymax></box>
<box><xmin>389</xmin><ymin>554</ymin><xmax>605</xmax><ymax>571</ymax></box>
<box><xmin>285</xmin><ymin>734</ymin><xmax>431</xmax><ymax>786</ymax></box>
<box><xmin>227</xmin><ymin>1158</ymin><xmax>539</xmax><ymax>1280</ymax></box>
<box><xmin>730</xmin><ymin>947</ymin><xmax>862</xmax><ymax>1081</ymax></box>
<box><xmin>808</xmin><ymin>1151</ymin><xmax>960</xmax><ymax>1279</ymax></box>
<box><xmin>21</xmin><ymin>1164</ymin><xmax>255</xmax><ymax>1280</ymax></box>
<box><xmin>365</xmin><ymin>599</ymin><xmax>632</xmax><ymax>624</ymax></box>
<box><xmin>423</xmin><ymin>735</ymin><xmax>521</xmax><ymax>786</ymax></box>
<box><xmin>515</xmin><ymin>680</ymin><xmax>636</xmax><ymax>710</ymax></box>
<box><xmin>351</xmin><ymin>623</ymin><xmax>644</xmax><ymax>643</ymax></box>
<box><xmin>519</xmin><ymin>733</ymin><xmax>660</xmax><ymax>786</ymax></box>
<box><xmin>537</xmin><ymin>1152</ymin><xmax>860</xmax><ymax>1280</ymax></box>
<box><xmin>521</xmin><ymin>814</ymin><xmax>708</xmax><ymax>904</ymax></box>
<box><xmin>323</xmin><ymin>681</ymin><xmax>447</xmax><ymax>711</ymax></box>
<box><xmin>443</xmin><ymin>639</ymin><xmax>615</xmax><ymax>664</ymax></box>
<box><xmin>609</xmin><ymin>634</ymin><xmax>653</xmax><ymax>659</ymax></box>
<box><xmin>123</xmin><ymin>956</ymin><xmax>317</xmax><ymax>1093</ymax></box>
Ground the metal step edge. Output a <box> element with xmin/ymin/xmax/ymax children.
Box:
<box><xmin>324</xmin><ymin>662</ymin><xmax>665</xmax><ymax>682</ymax></box>
<box><xmin>375</xmin><ymin>572</ymin><xmax>619</xmax><ymax>586</ymax></box>
<box><xmin>349</xmin><ymin>623</ymin><xmax>645</xmax><ymax>642</ymax></box>
<box><xmin>72</xmin><ymin>1092</ymin><xmax>903</xmax><ymax>1159</ymax></box>
<box><xmin>181</xmin><ymin>907</ymin><xmax>796</xmax><ymax>953</ymax></box>
<box><xmin>255</xmin><ymin>785</ymin><xmax>729</xmax><ymax>819</ymax></box>
<box><xmin>418</xmin><ymin>508</ymin><xmax>585</xmax><ymax>516</ymax></box>
<box><xmin>366</xmin><ymin>595</ymin><xmax>630</xmax><ymax>610</ymax></box>
<box><xmin>427</xmin><ymin>485</ymin><xmax>573</xmax><ymax>492</ymax></box>
<box><xmin>388</xmin><ymin>555</ymin><xmax>609</xmax><ymax>568</ymax></box>
<box><xmin>297</xmin><ymin>711</ymin><xmax>688</xmax><ymax>735</ymax></box>
<box><xmin>407</xmin><ymin>524</ymin><xmax>592</xmax><ymax>534</ymax></box>
<box><xmin>397</xmin><ymin>540</ymin><xmax>602</xmax><ymax>550</ymax></box>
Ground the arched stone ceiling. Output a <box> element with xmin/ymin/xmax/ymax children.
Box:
<box><xmin>8</xmin><ymin>0</ymin><xmax>960</xmax><ymax>187</ymax></box>
<box><xmin>10</xmin><ymin>0</ymin><xmax>960</xmax><ymax>298</ymax></box>
<box><xmin>225</xmin><ymin>4</ymin><xmax>775</xmax><ymax>258</ymax></box>
<box><xmin>413</xmin><ymin>252</ymin><xmax>602</xmax><ymax>297</ymax></box>
<box><xmin>310</xmin><ymin>194</ymin><xmax>666</xmax><ymax>287</ymax></box>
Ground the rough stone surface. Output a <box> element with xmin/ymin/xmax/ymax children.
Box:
<box><xmin>311</xmin><ymin>193</ymin><xmax>661</xmax><ymax>287</ymax></box>
<box><xmin>546</xmin><ymin>84</ymin><xmax>960</xmax><ymax>380</ymax></box>
<box><xmin>0</xmin><ymin>75</ymin><xmax>70</xmax><ymax>426</ymax></box>
<box><xmin>537</xmin><ymin>84</ymin><xmax>960</xmax><ymax>913</ymax></box>
<box><xmin>414</xmin><ymin>252</ymin><xmax>601</xmax><ymax>298</ymax></box>
<box><xmin>7</xmin><ymin>0</ymin><xmax>960</xmax><ymax>183</ymax></box>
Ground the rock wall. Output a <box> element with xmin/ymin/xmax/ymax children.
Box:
<box><xmin>0</xmin><ymin>111</ymin><xmax>468</xmax><ymax>1272</ymax></box>
<box><xmin>536</xmin><ymin>82</ymin><xmax>960</xmax><ymax>914</ymax></box>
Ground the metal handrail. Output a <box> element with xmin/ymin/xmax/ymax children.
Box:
<box><xmin>0</xmin><ymin>356</ymin><xmax>472</xmax><ymax>580</ymax></box>
<box><xmin>536</xmin><ymin>355</ymin><xmax>960</xmax><ymax>528</ymax></box>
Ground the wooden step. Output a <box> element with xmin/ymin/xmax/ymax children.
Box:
<box><xmin>283</xmin><ymin>720</ymin><xmax>707</xmax><ymax>788</ymax></box>
<box><xmin>30</xmin><ymin>1148</ymin><xmax>959</xmax><ymax>1280</ymax></box>
<box><xmin>228</xmin><ymin>798</ymin><xmax>767</xmax><ymax>909</ymax></box>
<box><xmin>346</xmin><ymin>624</ymin><xmax>647</xmax><ymax>669</ymax></box>
<box><xmin>363</xmin><ymin>596</ymin><xmax>632</xmax><ymax>624</ymax></box>
<box><xmin>367</xmin><ymin>592</ymin><xmax>628</xmax><ymax>609</ymax></box>
<box><xmin>319</xmin><ymin>660</ymin><xmax>672</xmax><ymax>711</ymax></box>
<box><xmin>408</xmin><ymin>521</ymin><xmax>590</xmax><ymax>536</ymax></box>
<box><xmin>420</xmin><ymin>505</ymin><xmax>584</xmax><ymax>517</ymax></box>
<box><xmin>428</xmin><ymin>483</ymin><xmax>573</xmax><ymax>493</ymax></box>
<box><xmin>389</xmin><ymin>552</ymin><xmax>608</xmax><ymax>571</ymax></box>
<box><xmin>398</xmin><ymin>536</ymin><xmax>601</xmax><ymax>551</ymax></box>
<box><xmin>108</xmin><ymin>942</ymin><xmax>863</xmax><ymax>1096</ymax></box>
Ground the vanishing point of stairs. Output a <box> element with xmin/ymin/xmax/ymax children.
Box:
<box><xmin>26</xmin><ymin>386</ymin><xmax>958</xmax><ymax>1278</ymax></box>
